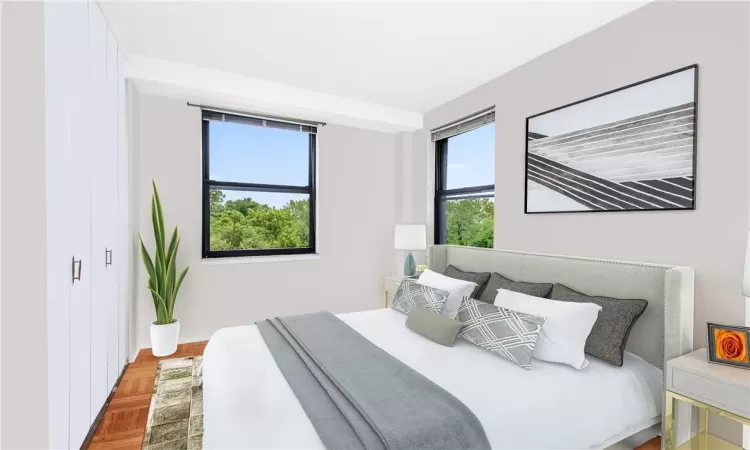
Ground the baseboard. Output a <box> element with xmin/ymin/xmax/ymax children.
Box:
<box><xmin>179</xmin><ymin>334</ymin><xmax>211</xmax><ymax>345</ymax></box>
<box><xmin>130</xmin><ymin>336</ymin><xmax>210</xmax><ymax>363</ymax></box>
<box><xmin>81</xmin><ymin>363</ymin><xmax>129</xmax><ymax>449</ymax></box>
<box><xmin>130</xmin><ymin>347</ymin><xmax>140</xmax><ymax>363</ymax></box>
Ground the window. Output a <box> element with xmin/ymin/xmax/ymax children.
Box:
<box><xmin>202</xmin><ymin>110</ymin><xmax>316</xmax><ymax>258</ymax></box>
<box><xmin>434</xmin><ymin>114</ymin><xmax>495</xmax><ymax>248</ymax></box>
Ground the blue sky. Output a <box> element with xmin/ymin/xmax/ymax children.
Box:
<box><xmin>209</xmin><ymin>121</ymin><xmax>309</xmax><ymax>207</ymax></box>
<box><xmin>445</xmin><ymin>123</ymin><xmax>495</xmax><ymax>189</ymax></box>
<box><xmin>209</xmin><ymin>121</ymin><xmax>495</xmax><ymax>207</ymax></box>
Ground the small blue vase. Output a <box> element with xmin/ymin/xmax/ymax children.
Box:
<box><xmin>404</xmin><ymin>252</ymin><xmax>416</xmax><ymax>278</ymax></box>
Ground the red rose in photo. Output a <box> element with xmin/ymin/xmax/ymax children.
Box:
<box><xmin>714</xmin><ymin>329</ymin><xmax>749</xmax><ymax>363</ymax></box>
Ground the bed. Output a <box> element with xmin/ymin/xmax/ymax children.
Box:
<box><xmin>202</xmin><ymin>245</ymin><xmax>695</xmax><ymax>449</ymax></box>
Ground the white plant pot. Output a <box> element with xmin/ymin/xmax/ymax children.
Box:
<box><xmin>150</xmin><ymin>319</ymin><xmax>180</xmax><ymax>357</ymax></box>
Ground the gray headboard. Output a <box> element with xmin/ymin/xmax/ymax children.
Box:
<box><xmin>429</xmin><ymin>245</ymin><xmax>695</xmax><ymax>369</ymax></box>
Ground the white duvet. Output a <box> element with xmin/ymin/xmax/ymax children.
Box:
<box><xmin>202</xmin><ymin>308</ymin><xmax>662</xmax><ymax>450</ymax></box>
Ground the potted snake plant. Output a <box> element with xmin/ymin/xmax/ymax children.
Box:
<box><xmin>139</xmin><ymin>181</ymin><xmax>190</xmax><ymax>357</ymax></box>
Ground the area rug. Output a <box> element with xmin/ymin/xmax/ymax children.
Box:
<box><xmin>142</xmin><ymin>356</ymin><xmax>203</xmax><ymax>450</ymax></box>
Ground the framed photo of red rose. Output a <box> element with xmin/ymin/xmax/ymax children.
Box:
<box><xmin>707</xmin><ymin>323</ymin><xmax>750</xmax><ymax>369</ymax></box>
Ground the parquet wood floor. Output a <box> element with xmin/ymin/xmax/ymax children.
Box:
<box><xmin>638</xmin><ymin>436</ymin><xmax>660</xmax><ymax>450</ymax></box>
<box><xmin>86</xmin><ymin>341</ymin><xmax>207</xmax><ymax>449</ymax></box>
<box><xmin>84</xmin><ymin>339</ymin><xmax>660</xmax><ymax>450</ymax></box>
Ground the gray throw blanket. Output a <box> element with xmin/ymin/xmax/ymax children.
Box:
<box><xmin>257</xmin><ymin>311</ymin><xmax>490</xmax><ymax>450</ymax></box>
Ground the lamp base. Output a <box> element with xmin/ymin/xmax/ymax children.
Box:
<box><xmin>404</xmin><ymin>252</ymin><xmax>416</xmax><ymax>278</ymax></box>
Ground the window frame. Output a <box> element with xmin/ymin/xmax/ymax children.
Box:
<box><xmin>433</xmin><ymin>131</ymin><xmax>495</xmax><ymax>246</ymax></box>
<box><xmin>201</xmin><ymin>111</ymin><xmax>317</xmax><ymax>258</ymax></box>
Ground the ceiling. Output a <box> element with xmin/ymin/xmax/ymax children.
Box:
<box><xmin>100</xmin><ymin>1</ymin><xmax>647</xmax><ymax>125</ymax></box>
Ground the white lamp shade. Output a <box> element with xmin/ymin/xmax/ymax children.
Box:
<box><xmin>394</xmin><ymin>224</ymin><xmax>426</xmax><ymax>251</ymax></box>
<box><xmin>743</xmin><ymin>227</ymin><xmax>750</xmax><ymax>297</ymax></box>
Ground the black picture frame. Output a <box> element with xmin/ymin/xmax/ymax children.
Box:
<box><xmin>524</xmin><ymin>64</ymin><xmax>699</xmax><ymax>214</ymax></box>
<box><xmin>706</xmin><ymin>322</ymin><xmax>750</xmax><ymax>369</ymax></box>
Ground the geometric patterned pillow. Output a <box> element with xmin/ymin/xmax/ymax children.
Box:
<box><xmin>392</xmin><ymin>280</ymin><xmax>449</xmax><ymax>315</ymax></box>
<box><xmin>457</xmin><ymin>297</ymin><xmax>546</xmax><ymax>370</ymax></box>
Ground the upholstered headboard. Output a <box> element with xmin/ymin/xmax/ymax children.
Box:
<box><xmin>428</xmin><ymin>245</ymin><xmax>694</xmax><ymax>369</ymax></box>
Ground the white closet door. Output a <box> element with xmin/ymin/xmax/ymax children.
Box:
<box><xmin>88</xmin><ymin>4</ymin><xmax>109</xmax><ymax>420</ymax></box>
<box><xmin>68</xmin><ymin>1</ymin><xmax>93</xmax><ymax>447</ymax></box>
<box><xmin>105</xmin><ymin>29</ymin><xmax>121</xmax><ymax>389</ymax></box>
<box><xmin>44</xmin><ymin>3</ymin><xmax>72</xmax><ymax>448</ymax></box>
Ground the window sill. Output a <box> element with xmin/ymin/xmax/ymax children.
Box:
<box><xmin>201</xmin><ymin>253</ymin><xmax>321</xmax><ymax>265</ymax></box>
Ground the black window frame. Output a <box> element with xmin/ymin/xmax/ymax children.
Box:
<box><xmin>433</xmin><ymin>130</ymin><xmax>495</xmax><ymax>245</ymax></box>
<box><xmin>201</xmin><ymin>110</ymin><xmax>317</xmax><ymax>258</ymax></box>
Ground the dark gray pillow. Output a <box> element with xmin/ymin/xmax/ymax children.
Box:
<box><xmin>406</xmin><ymin>306</ymin><xmax>464</xmax><ymax>346</ymax></box>
<box><xmin>443</xmin><ymin>265</ymin><xmax>491</xmax><ymax>298</ymax></box>
<box><xmin>477</xmin><ymin>272</ymin><xmax>553</xmax><ymax>304</ymax></box>
<box><xmin>550</xmin><ymin>284</ymin><xmax>648</xmax><ymax>367</ymax></box>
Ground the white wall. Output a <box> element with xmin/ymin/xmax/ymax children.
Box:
<box><xmin>131</xmin><ymin>89</ymin><xmax>397</xmax><ymax>350</ymax></box>
<box><xmin>1</xmin><ymin>3</ymin><xmax>49</xmax><ymax>448</ymax></box>
<box><xmin>127</xmin><ymin>83</ymin><xmax>140</xmax><ymax>362</ymax></box>
<box><xmin>402</xmin><ymin>1</ymin><xmax>749</xmax><ymax>442</ymax></box>
<box><xmin>0</xmin><ymin>2</ymin><xmax>5</xmax><ymax>445</ymax></box>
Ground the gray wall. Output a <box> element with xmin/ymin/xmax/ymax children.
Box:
<box><xmin>131</xmin><ymin>90</ymin><xmax>397</xmax><ymax>350</ymax></box>
<box><xmin>401</xmin><ymin>1</ymin><xmax>749</xmax><ymax>443</ymax></box>
<box><xmin>1</xmin><ymin>3</ymin><xmax>49</xmax><ymax>448</ymax></box>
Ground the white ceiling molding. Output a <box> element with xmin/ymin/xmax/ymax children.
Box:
<box><xmin>102</xmin><ymin>2</ymin><xmax>649</xmax><ymax>114</ymax></box>
<box><xmin>127</xmin><ymin>55</ymin><xmax>423</xmax><ymax>133</ymax></box>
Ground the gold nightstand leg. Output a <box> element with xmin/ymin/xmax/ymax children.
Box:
<box><xmin>666</xmin><ymin>390</ymin><xmax>749</xmax><ymax>450</ymax></box>
<box><xmin>696</xmin><ymin>406</ymin><xmax>708</xmax><ymax>450</ymax></box>
<box><xmin>666</xmin><ymin>391</ymin><xmax>676</xmax><ymax>450</ymax></box>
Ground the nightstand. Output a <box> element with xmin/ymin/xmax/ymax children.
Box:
<box><xmin>383</xmin><ymin>275</ymin><xmax>420</xmax><ymax>307</ymax></box>
<box><xmin>383</xmin><ymin>276</ymin><xmax>403</xmax><ymax>308</ymax></box>
<box><xmin>665</xmin><ymin>348</ymin><xmax>750</xmax><ymax>449</ymax></box>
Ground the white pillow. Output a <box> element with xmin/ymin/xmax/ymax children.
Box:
<box><xmin>493</xmin><ymin>288</ymin><xmax>601</xmax><ymax>369</ymax></box>
<box><xmin>417</xmin><ymin>269</ymin><xmax>476</xmax><ymax>318</ymax></box>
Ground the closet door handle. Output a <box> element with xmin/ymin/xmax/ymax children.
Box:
<box><xmin>105</xmin><ymin>248</ymin><xmax>113</xmax><ymax>267</ymax></box>
<box><xmin>72</xmin><ymin>257</ymin><xmax>82</xmax><ymax>284</ymax></box>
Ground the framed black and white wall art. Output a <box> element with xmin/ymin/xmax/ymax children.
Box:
<box><xmin>525</xmin><ymin>65</ymin><xmax>698</xmax><ymax>214</ymax></box>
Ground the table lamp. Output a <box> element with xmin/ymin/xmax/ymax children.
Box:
<box><xmin>395</xmin><ymin>224</ymin><xmax>426</xmax><ymax>278</ymax></box>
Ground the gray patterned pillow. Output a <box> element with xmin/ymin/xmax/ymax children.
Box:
<box><xmin>457</xmin><ymin>297</ymin><xmax>546</xmax><ymax>369</ymax></box>
<box><xmin>477</xmin><ymin>272</ymin><xmax>553</xmax><ymax>303</ymax></box>
<box><xmin>443</xmin><ymin>265</ymin><xmax>491</xmax><ymax>298</ymax></box>
<box><xmin>391</xmin><ymin>280</ymin><xmax>449</xmax><ymax>315</ymax></box>
<box><xmin>550</xmin><ymin>284</ymin><xmax>648</xmax><ymax>367</ymax></box>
